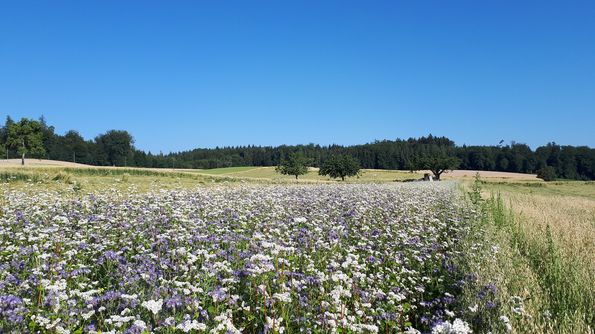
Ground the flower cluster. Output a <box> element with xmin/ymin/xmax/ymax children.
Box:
<box><xmin>0</xmin><ymin>183</ymin><xmax>474</xmax><ymax>333</ymax></box>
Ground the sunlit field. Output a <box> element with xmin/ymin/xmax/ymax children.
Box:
<box><xmin>467</xmin><ymin>180</ymin><xmax>595</xmax><ymax>333</ymax></box>
<box><xmin>1</xmin><ymin>166</ymin><xmax>593</xmax><ymax>333</ymax></box>
<box><xmin>1</xmin><ymin>181</ymin><xmax>481</xmax><ymax>333</ymax></box>
<box><xmin>193</xmin><ymin>166</ymin><xmax>422</xmax><ymax>183</ymax></box>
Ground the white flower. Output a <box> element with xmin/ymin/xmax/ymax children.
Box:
<box><xmin>351</xmin><ymin>323</ymin><xmax>379</xmax><ymax>333</ymax></box>
<box><xmin>511</xmin><ymin>306</ymin><xmax>524</xmax><ymax>315</ymax></box>
<box><xmin>133</xmin><ymin>320</ymin><xmax>147</xmax><ymax>331</ymax></box>
<box><xmin>46</xmin><ymin>318</ymin><xmax>62</xmax><ymax>330</ymax></box>
<box><xmin>81</xmin><ymin>309</ymin><xmax>95</xmax><ymax>320</ymax></box>
<box><xmin>177</xmin><ymin>319</ymin><xmax>207</xmax><ymax>332</ymax></box>
<box><xmin>56</xmin><ymin>326</ymin><xmax>70</xmax><ymax>334</ymax></box>
<box><xmin>432</xmin><ymin>319</ymin><xmax>472</xmax><ymax>334</ymax></box>
<box><xmin>273</xmin><ymin>292</ymin><xmax>292</xmax><ymax>303</ymax></box>
<box><xmin>142</xmin><ymin>299</ymin><xmax>163</xmax><ymax>315</ymax></box>
<box><xmin>499</xmin><ymin>315</ymin><xmax>512</xmax><ymax>332</ymax></box>
<box><xmin>404</xmin><ymin>327</ymin><xmax>421</xmax><ymax>334</ymax></box>
<box><xmin>266</xmin><ymin>316</ymin><xmax>285</xmax><ymax>333</ymax></box>
<box><xmin>210</xmin><ymin>310</ymin><xmax>242</xmax><ymax>334</ymax></box>
<box><xmin>163</xmin><ymin>317</ymin><xmax>175</xmax><ymax>326</ymax></box>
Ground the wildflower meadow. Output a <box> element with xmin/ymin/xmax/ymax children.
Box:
<box><xmin>0</xmin><ymin>182</ymin><xmax>538</xmax><ymax>333</ymax></box>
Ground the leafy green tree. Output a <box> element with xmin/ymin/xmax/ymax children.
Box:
<box><xmin>6</xmin><ymin>118</ymin><xmax>46</xmax><ymax>165</ymax></box>
<box><xmin>38</xmin><ymin>115</ymin><xmax>55</xmax><ymax>156</ymax></box>
<box><xmin>319</xmin><ymin>154</ymin><xmax>360</xmax><ymax>181</ymax></box>
<box><xmin>536</xmin><ymin>166</ymin><xmax>557</xmax><ymax>181</ymax></box>
<box><xmin>63</xmin><ymin>130</ymin><xmax>90</xmax><ymax>164</ymax></box>
<box><xmin>1</xmin><ymin>116</ymin><xmax>14</xmax><ymax>159</ymax></box>
<box><xmin>275</xmin><ymin>153</ymin><xmax>310</xmax><ymax>179</ymax></box>
<box><xmin>415</xmin><ymin>155</ymin><xmax>459</xmax><ymax>180</ymax></box>
<box><xmin>95</xmin><ymin>130</ymin><xmax>134</xmax><ymax>166</ymax></box>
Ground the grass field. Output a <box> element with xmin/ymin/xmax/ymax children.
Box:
<box><xmin>1</xmin><ymin>162</ymin><xmax>593</xmax><ymax>333</ymax></box>
<box><xmin>193</xmin><ymin>166</ymin><xmax>423</xmax><ymax>182</ymax></box>
<box><xmin>461</xmin><ymin>178</ymin><xmax>595</xmax><ymax>333</ymax></box>
<box><xmin>194</xmin><ymin>166</ymin><xmax>259</xmax><ymax>175</ymax></box>
<box><xmin>0</xmin><ymin>162</ymin><xmax>424</xmax><ymax>188</ymax></box>
<box><xmin>480</xmin><ymin>179</ymin><xmax>595</xmax><ymax>199</ymax></box>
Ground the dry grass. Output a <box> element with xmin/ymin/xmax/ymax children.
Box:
<box><xmin>189</xmin><ymin>166</ymin><xmax>423</xmax><ymax>182</ymax></box>
<box><xmin>0</xmin><ymin>158</ymin><xmax>91</xmax><ymax>167</ymax></box>
<box><xmin>442</xmin><ymin>169</ymin><xmax>538</xmax><ymax>180</ymax></box>
<box><xmin>508</xmin><ymin>193</ymin><xmax>595</xmax><ymax>270</ymax></box>
<box><xmin>468</xmin><ymin>180</ymin><xmax>595</xmax><ymax>333</ymax></box>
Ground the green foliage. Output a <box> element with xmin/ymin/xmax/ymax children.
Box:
<box><xmin>275</xmin><ymin>153</ymin><xmax>309</xmax><ymax>179</ymax></box>
<box><xmin>318</xmin><ymin>154</ymin><xmax>360</xmax><ymax>181</ymax></box>
<box><xmin>0</xmin><ymin>171</ymin><xmax>44</xmax><ymax>183</ymax></box>
<box><xmin>95</xmin><ymin>130</ymin><xmax>134</xmax><ymax>166</ymax></box>
<box><xmin>536</xmin><ymin>166</ymin><xmax>557</xmax><ymax>181</ymax></box>
<box><xmin>61</xmin><ymin>167</ymin><xmax>196</xmax><ymax>179</ymax></box>
<box><xmin>468</xmin><ymin>172</ymin><xmax>483</xmax><ymax>205</ymax></box>
<box><xmin>6</xmin><ymin>118</ymin><xmax>46</xmax><ymax>164</ymax></box>
<box><xmin>415</xmin><ymin>154</ymin><xmax>460</xmax><ymax>180</ymax></box>
<box><xmin>2</xmin><ymin>116</ymin><xmax>595</xmax><ymax>180</ymax></box>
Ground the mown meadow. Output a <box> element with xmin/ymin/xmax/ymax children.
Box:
<box><xmin>0</xmin><ymin>167</ymin><xmax>593</xmax><ymax>333</ymax></box>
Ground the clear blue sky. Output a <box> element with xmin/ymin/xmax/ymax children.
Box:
<box><xmin>1</xmin><ymin>1</ymin><xmax>594</xmax><ymax>153</ymax></box>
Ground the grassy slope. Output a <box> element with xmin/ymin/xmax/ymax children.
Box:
<box><xmin>194</xmin><ymin>166</ymin><xmax>423</xmax><ymax>182</ymax></box>
<box><xmin>0</xmin><ymin>165</ymin><xmax>422</xmax><ymax>194</ymax></box>
<box><xmin>0</xmin><ymin>167</ymin><xmax>226</xmax><ymax>193</ymax></box>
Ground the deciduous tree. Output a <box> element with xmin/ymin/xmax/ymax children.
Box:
<box><xmin>6</xmin><ymin>118</ymin><xmax>46</xmax><ymax>165</ymax></box>
<box><xmin>319</xmin><ymin>155</ymin><xmax>360</xmax><ymax>181</ymax></box>
<box><xmin>95</xmin><ymin>130</ymin><xmax>134</xmax><ymax>166</ymax></box>
<box><xmin>275</xmin><ymin>153</ymin><xmax>309</xmax><ymax>179</ymax></box>
<box><xmin>415</xmin><ymin>155</ymin><xmax>459</xmax><ymax>180</ymax></box>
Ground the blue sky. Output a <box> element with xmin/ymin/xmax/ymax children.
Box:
<box><xmin>1</xmin><ymin>1</ymin><xmax>594</xmax><ymax>153</ymax></box>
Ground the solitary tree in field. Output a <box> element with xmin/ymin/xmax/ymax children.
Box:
<box><xmin>6</xmin><ymin>118</ymin><xmax>46</xmax><ymax>165</ymax></box>
<box><xmin>414</xmin><ymin>155</ymin><xmax>459</xmax><ymax>180</ymax></box>
<box><xmin>275</xmin><ymin>153</ymin><xmax>310</xmax><ymax>179</ymax></box>
<box><xmin>319</xmin><ymin>154</ymin><xmax>360</xmax><ymax>181</ymax></box>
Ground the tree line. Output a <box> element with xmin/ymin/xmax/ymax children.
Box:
<box><xmin>1</xmin><ymin>116</ymin><xmax>594</xmax><ymax>180</ymax></box>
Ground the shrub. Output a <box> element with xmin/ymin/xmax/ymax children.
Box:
<box><xmin>536</xmin><ymin>166</ymin><xmax>556</xmax><ymax>181</ymax></box>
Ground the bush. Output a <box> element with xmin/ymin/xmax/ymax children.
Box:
<box><xmin>536</xmin><ymin>166</ymin><xmax>557</xmax><ymax>181</ymax></box>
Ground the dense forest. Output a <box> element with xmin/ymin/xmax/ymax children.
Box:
<box><xmin>1</xmin><ymin>116</ymin><xmax>594</xmax><ymax>180</ymax></box>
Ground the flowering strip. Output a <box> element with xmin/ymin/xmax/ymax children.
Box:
<box><xmin>0</xmin><ymin>183</ymin><xmax>475</xmax><ymax>333</ymax></box>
